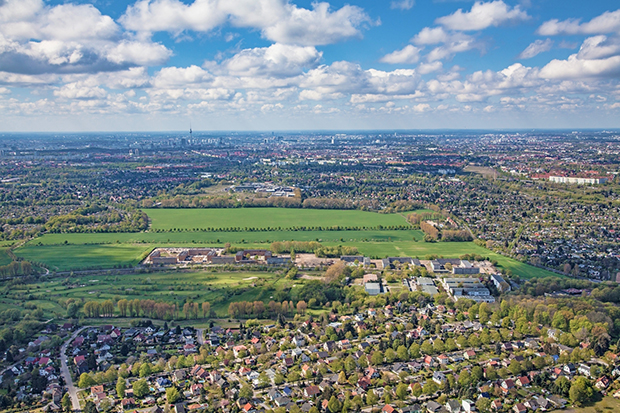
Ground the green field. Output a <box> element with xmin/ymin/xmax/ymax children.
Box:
<box><xmin>23</xmin><ymin>229</ymin><xmax>424</xmax><ymax>245</ymax></box>
<box><xmin>14</xmin><ymin>237</ymin><xmax>558</xmax><ymax>279</ymax></box>
<box><xmin>12</xmin><ymin>208</ymin><xmax>559</xmax><ymax>279</ymax></box>
<box><xmin>1</xmin><ymin>270</ymin><xmax>298</xmax><ymax>318</ymax></box>
<box><xmin>16</xmin><ymin>244</ymin><xmax>150</xmax><ymax>271</ymax></box>
<box><xmin>0</xmin><ymin>248</ymin><xmax>13</xmax><ymax>266</ymax></box>
<box><xmin>143</xmin><ymin>208</ymin><xmax>415</xmax><ymax>230</ymax></box>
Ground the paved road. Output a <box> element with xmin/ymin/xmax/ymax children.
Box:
<box><xmin>60</xmin><ymin>327</ymin><xmax>88</xmax><ymax>411</ymax></box>
<box><xmin>196</xmin><ymin>328</ymin><xmax>205</xmax><ymax>346</ymax></box>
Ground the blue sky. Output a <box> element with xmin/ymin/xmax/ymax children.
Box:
<box><xmin>1</xmin><ymin>0</ymin><xmax>620</xmax><ymax>131</ymax></box>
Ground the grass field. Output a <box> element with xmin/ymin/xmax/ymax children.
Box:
<box><xmin>143</xmin><ymin>208</ymin><xmax>415</xmax><ymax>230</ymax></box>
<box><xmin>16</xmin><ymin>244</ymin><xmax>150</xmax><ymax>271</ymax></box>
<box><xmin>0</xmin><ymin>248</ymin><xmax>13</xmax><ymax>266</ymax></box>
<box><xmin>1</xmin><ymin>270</ymin><xmax>300</xmax><ymax>318</ymax></box>
<box><xmin>14</xmin><ymin>237</ymin><xmax>558</xmax><ymax>279</ymax></box>
<box><xmin>12</xmin><ymin>208</ymin><xmax>559</xmax><ymax>279</ymax></box>
<box><xmin>550</xmin><ymin>395</ymin><xmax>620</xmax><ymax>413</ymax></box>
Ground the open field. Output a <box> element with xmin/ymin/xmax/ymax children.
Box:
<box><xmin>0</xmin><ymin>248</ymin><xmax>13</xmax><ymax>266</ymax></box>
<box><xmin>143</xmin><ymin>208</ymin><xmax>416</xmax><ymax>230</ymax></box>
<box><xmin>551</xmin><ymin>396</ymin><xmax>620</xmax><ymax>413</ymax></box>
<box><xmin>12</xmin><ymin>209</ymin><xmax>558</xmax><ymax>278</ymax></box>
<box><xmin>0</xmin><ymin>270</ymin><xmax>301</xmax><ymax>318</ymax></box>
<box><xmin>14</xmin><ymin>238</ymin><xmax>559</xmax><ymax>279</ymax></box>
<box><xmin>21</xmin><ymin>228</ymin><xmax>425</xmax><ymax>245</ymax></box>
<box><xmin>16</xmin><ymin>244</ymin><xmax>150</xmax><ymax>271</ymax></box>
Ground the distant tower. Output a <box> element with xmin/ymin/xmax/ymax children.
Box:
<box><xmin>189</xmin><ymin>122</ymin><xmax>193</xmax><ymax>141</ymax></box>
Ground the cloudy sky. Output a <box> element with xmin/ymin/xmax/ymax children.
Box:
<box><xmin>1</xmin><ymin>0</ymin><xmax>620</xmax><ymax>131</ymax></box>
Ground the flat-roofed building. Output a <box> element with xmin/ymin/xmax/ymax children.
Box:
<box><xmin>365</xmin><ymin>283</ymin><xmax>382</xmax><ymax>296</ymax></box>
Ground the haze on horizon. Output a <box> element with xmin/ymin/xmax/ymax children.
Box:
<box><xmin>1</xmin><ymin>0</ymin><xmax>620</xmax><ymax>132</ymax></box>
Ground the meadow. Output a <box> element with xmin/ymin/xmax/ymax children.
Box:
<box><xmin>12</xmin><ymin>207</ymin><xmax>559</xmax><ymax>279</ymax></box>
<box><xmin>1</xmin><ymin>270</ymin><xmax>300</xmax><ymax>318</ymax></box>
<box><xmin>143</xmin><ymin>207</ymin><xmax>416</xmax><ymax>230</ymax></box>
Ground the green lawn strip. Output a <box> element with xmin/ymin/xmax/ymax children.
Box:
<box><xmin>143</xmin><ymin>208</ymin><xmax>418</xmax><ymax>231</ymax></box>
<box><xmin>23</xmin><ymin>229</ymin><xmax>424</xmax><ymax>245</ymax></box>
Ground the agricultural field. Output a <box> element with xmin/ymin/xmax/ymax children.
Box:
<box><xmin>143</xmin><ymin>207</ymin><xmax>417</xmax><ymax>230</ymax></box>
<box><xmin>21</xmin><ymin>228</ymin><xmax>424</xmax><ymax>245</ymax></box>
<box><xmin>12</xmin><ymin>208</ymin><xmax>559</xmax><ymax>279</ymax></box>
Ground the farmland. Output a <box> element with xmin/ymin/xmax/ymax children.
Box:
<box><xmin>11</xmin><ymin>207</ymin><xmax>559</xmax><ymax>279</ymax></box>
<box><xmin>144</xmin><ymin>207</ymin><xmax>418</xmax><ymax>230</ymax></box>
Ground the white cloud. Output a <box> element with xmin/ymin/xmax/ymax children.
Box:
<box><xmin>106</xmin><ymin>41</ymin><xmax>171</xmax><ymax>66</ymax></box>
<box><xmin>380</xmin><ymin>45</ymin><xmax>421</xmax><ymax>64</ymax></box>
<box><xmin>390</xmin><ymin>0</ymin><xmax>414</xmax><ymax>11</ymax></box>
<box><xmin>436</xmin><ymin>0</ymin><xmax>529</xmax><ymax>31</ymax></box>
<box><xmin>538</xmin><ymin>10</ymin><xmax>620</xmax><ymax>36</ymax></box>
<box><xmin>152</xmin><ymin>65</ymin><xmax>212</xmax><ymax>88</ymax></box>
<box><xmin>211</xmin><ymin>43</ymin><xmax>322</xmax><ymax>77</ymax></box>
<box><xmin>540</xmin><ymin>54</ymin><xmax>620</xmax><ymax>80</ymax></box>
<box><xmin>0</xmin><ymin>0</ymin><xmax>170</xmax><ymax>74</ymax></box>
<box><xmin>576</xmin><ymin>36</ymin><xmax>620</xmax><ymax>60</ymax></box>
<box><xmin>519</xmin><ymin>39</ymin><xmax>553</xmax><ymax>59</ymax></box>
<box><xmin>120</xmin><ymin>0</ymin><xmax>372</xmax><ymax>46</ymax></box>
<box><xmin>539</xmin><ymin>36</ymin><xmax>620</xmax><ymax>79</ymax></box>
<box><xmin>418</xmin><ymin>61</ymin><xmax>443</xmax><ymax>74</ymax></box>
<box><xmin>54</xmin><ymin>81</ymin><xmax>107</xmax><ymax>99</ymax></box>
<box><xmin>427</xmin><ymin>38</ymin><xmax>476</xmax><ymax>61</ymax></box>
<box><xmin>412</xmin><ymin>27</ymin><xmax>450</xmax><ymax>45</ymax></box>
<box><xmin>413</xmin><ymin>103</ymin><xmax>430</xmax><ymax>112</ymax></box>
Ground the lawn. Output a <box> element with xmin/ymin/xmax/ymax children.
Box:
<box><xmin>14</xmin><ymin>237</ymin><xmax>557</xmax><ymax>279</ymax></box>
<box><xmin>143</xmin><ymin>208</ymin><xmax>415</xmax><ymax>230</ymax></box>
<box><xmin>15</xmin><ymin>244</ymin><xmax>151</xmax><ymax>271</ymax></box>
<box><xmin>22</xmin><ymin>229</ymin><xmax>424</xmax><ymax>246</ymax></box>
<box><xmin>551</xmin><ymin>395</ymin><xmax>620</xmax><ymax>413</ymax></box>
<box><xmin>3</xmin><ymin>270</ymin><xmax>302</xmax><ymax>318</ymax></box>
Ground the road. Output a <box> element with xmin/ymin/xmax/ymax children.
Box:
<box><xmin>196</xmin><ymin>328</ymin><xmax>205</xmax><ymax>346</ymax></box>
<box><xmin>60</xmin><ymin>327</ymin><xmax>88</xmax><ymax>411</ymax></box>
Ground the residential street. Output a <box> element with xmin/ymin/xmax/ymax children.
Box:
<box><xmin>60</xmin><ymin>327</ymin><xmax>88</xmax><ymax>411</ymax></box>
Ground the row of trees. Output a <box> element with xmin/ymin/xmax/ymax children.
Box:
<box><xmin>83</xmin><ymin>300</ymin><xmax>114</xmax><ymax>318</ymax></box>
<box><xmin>0</xmin><ymin>261</ymin><xmax>33</xmax><ymax>277</ymax></box>
<box><xmin>228</xmin><ymin>300</ymin><xmax>307</xmax><ymax>318</ymax></box>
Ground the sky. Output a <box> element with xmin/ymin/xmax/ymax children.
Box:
<box><xmin>1</xmin><ymin>0</ymin><xmax>620</xmax><ymax>132</ymax></box>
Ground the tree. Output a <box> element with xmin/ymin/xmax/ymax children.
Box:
<box><xmin>476</xmin><ymin>398</ymin><xmax>491</xmax><ymax>413</ymax></box>
<box><xmin>139</xmin><ymin>362</ymin><xmax>152</xmax><ymax>378</ymax></box>
<box><xmin>327</xmin><ymin>395</ymin><xmax>342</xmax><ymax>413</ymax></box>
<box><xmin>133</xmin><ymin>379</ymin><xmax>149</xmax><ymax>398</ymax></box>
<box><xmin>385</xmin><ymin>348</ymin><xmax>397</xmax><ymax>363</ymax></box>
<box><xmin>371</xmin><ymin>351</ymin><xmax>384</xmax><ymax>365</ymax></box>
<box><xmin>166</xmin><ymin>387</ymin><xmax>181</xmax><ymax>404</ymax></box>
<box><xmin>397</xmin><ymin>345</ymin><xmax>409</xmax><ymax>361</ymax></box>
<box><xmin>202</xmin><ymin>302</ymin><xmax>211</xmax><ymax>318</ymax></box>
<box><xmin>84</xmin><ymin>401</ymin><xmax>97</xmax><ymax>413</ymax></box>
<box><xmin>338</xmin><ymin>371</ymin><xmax>347</xmax><ymax>384</ymax></box>
<box><xmin>569</xmin><ymin>376</ymin><xmax>593</xmax><ymax>406</ymax></box>
<box><xmin>61</xmin><ymin>393</ymin><xmax>72</xmax><ymax>412</ymax></box>
<box><xmin>239</xmin><ymin>384</ymin><xmax>253</xmax><ymax>399</ymax></box>
<box><xmin>366</xmin><ymin>389</ymin><xmax>378</xmax><ymax>406</ymax></box>
<box><xmin>116</xmin><ymin>377</ymin><xmax>126</xmax><ymax>399</ymax></box>
<box><xmin>78</xmin><ymin>373</ymin><xmax>95</xmax><ymax>388</ymax></box>
<box><xmin>296</xmin><ymin>300</ymin><xmax>307</xmax><ymax>315</ymax></box>
<box><xmin>423</xmin><ymin>380</ymin><xmax>438</xmax><ymax>395</ymax></box>
<box><xmin>396</xmin><ymin>383</ymin><xmax>408</xmax><ymax>400</ymax></box>
<box><xmin>509</xmin><ymin>359</ymin><xmax>522</xmax><ymax>376</ymax></box>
